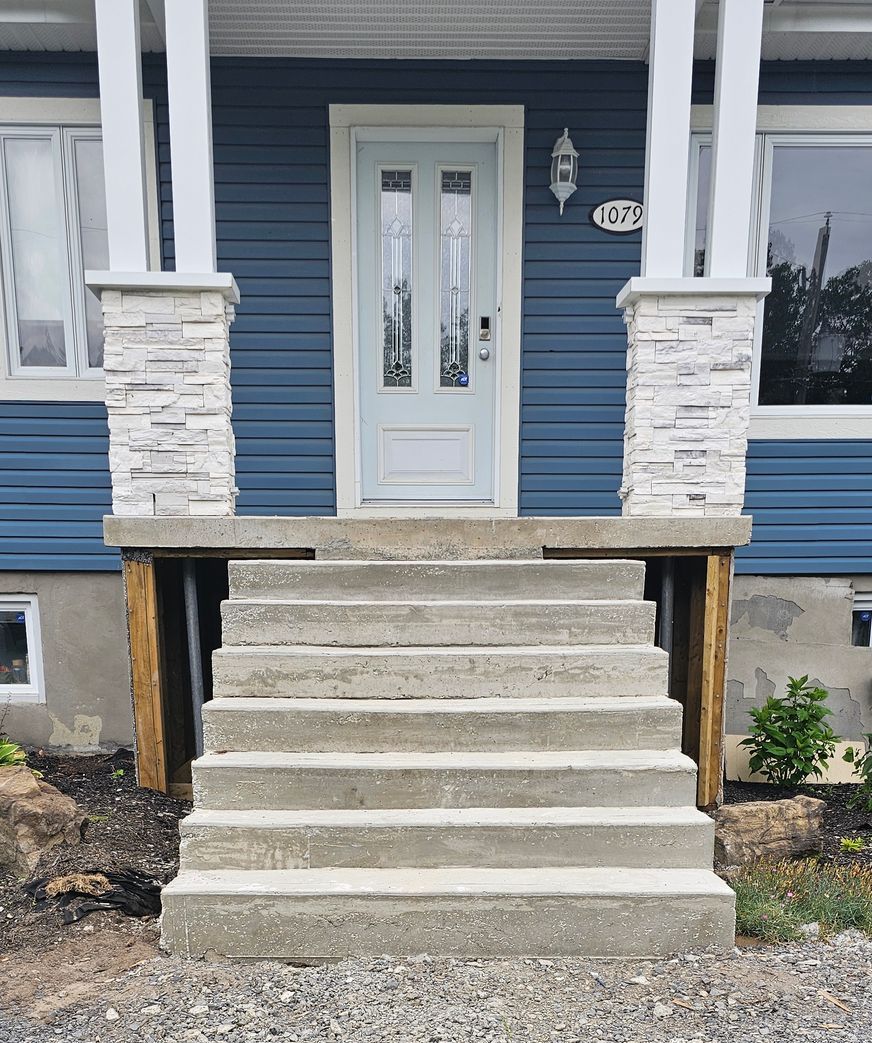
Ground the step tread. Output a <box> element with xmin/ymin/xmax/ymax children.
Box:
<box><xmin>181</xmin><ymin>805</ymin><xmax>712</xmax><ymax>829</ymax></box>
<box><xmin>164</xmin><ymin>866</ymin><xmax>733</xmax><ymax>898</ymax></box>
<box><xmin>214</xmin><ymin>643</ymin><xmax>667</xmax><ymax>657</ymax></box>
<box><xmin>204</xmin><ymin>695</ymin><xmax>679</xmax><ymax>714</ymax></box>
<box><xmin>226</xmin><ymin>598</ymin><xmax>650</xmax><ymax>607</ymax></box>
<box><xmin>194</xmin><ymin>749</ymin><xmax>695</xmax><ymax>770</ymax></box>
<box><xmin>231</xmin><ymin>559</ymin><xmax>643</xmax><ymax>568</ymax></box>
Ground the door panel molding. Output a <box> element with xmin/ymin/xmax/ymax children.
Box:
<box><xmin>329</xmin><ymin>104</ymin><xmax>524</xmax><ymax>517</ymax></box>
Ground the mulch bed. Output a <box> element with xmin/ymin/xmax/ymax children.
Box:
<box><xmin>0</xmin><ymin>749</ymin><xmax>189</xmax><ymax>958</ymax></box>
<box><xmin>723</xmin><ymin>780</ymin><xmax>872</xmax><ymax>866</ymax></box>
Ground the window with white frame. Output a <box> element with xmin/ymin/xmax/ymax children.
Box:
<box><xmin>0</xmin><ymin>125</ymin><xmax>107</xmax><ymax>379</ymax></box>
<box><xmin>852</xmin><ymin>593</ymin><xmax>872</xmax><ymax>648</ymax></box>
<box><xmin>690</xmin><ymin>133</ymin><xmax>872</xmax><ymax>411</ymax></box>
<box><xmin>0</xmin><ymin>595</ymin><xmax>43</xmax><ymax>702</ymax></box>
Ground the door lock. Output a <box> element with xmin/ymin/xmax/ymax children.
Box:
<box><xmin>478</xmin><ymin>316</ymin><xmax>491</xmax><ymax>341</ymax></box>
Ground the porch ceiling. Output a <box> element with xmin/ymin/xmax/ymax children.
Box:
<box><xmin>0</xmin><ymin>0</ymin><xmax>871</xmax><ymax>61</ymax></box>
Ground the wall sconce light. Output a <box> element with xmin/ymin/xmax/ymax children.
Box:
<box><xmin>550</xmin><ymin>127</ymin><xmax>579</xmax><ymax>215</ymax></box>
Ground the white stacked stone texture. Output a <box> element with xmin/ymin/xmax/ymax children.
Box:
<box><xmin>101</xmin><ymin>288</ymin><xmax>237</xmax><ymax>516</ymax></box>
<box><xmin>620</xmin><ymin>293</ymin><xmax>757</xmax><ymax>517</ymax></box>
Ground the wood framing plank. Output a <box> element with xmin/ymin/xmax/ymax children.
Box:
<box><xmin>697</xmin><ymin>552</ymin><xmax>732</xmax><ymax>807</ymax></box>
<box><xmin>123</xmin><ymin>557</ymin><xmax>168</xmax><ymax>792</ymax></box>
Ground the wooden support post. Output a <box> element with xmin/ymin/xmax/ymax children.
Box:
<box><xmin>697</xmin><ymin>552</ymin><xmax>733</xmax><ymax>807</ymax></box>
<box><xmin>123</xmin><ymin>557</ymin><xmax>168</xmax><ymax>792</ymax></box>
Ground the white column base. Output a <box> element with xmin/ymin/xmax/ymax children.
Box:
<box><xmin>618</xmin><ymin>281</ymin><xmax>768</xmax><ymax>518</ymax></box>
<box><xmin>93</xmin><ymin>276</ymin><xmax>239</xmax><ymax>517</ymax></box>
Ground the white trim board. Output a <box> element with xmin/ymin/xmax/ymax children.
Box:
<box><xmin>328</xmin><ymin>104</ymin><xmax>524</xmax><ymax>517</ymax></box>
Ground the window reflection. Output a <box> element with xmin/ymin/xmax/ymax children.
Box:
<box><xmin>761</xmin><ymin>145</ymin><xmax>872</xmax><ymax>407</ymax></box>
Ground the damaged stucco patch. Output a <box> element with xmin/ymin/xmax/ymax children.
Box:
<box><xmin>49</xmin><ymin>714</ymin><xmax>103</xmax><ymax>751</ymax></box>
<box><xmin>726</xmin><ymin>668</ymin><xmax>866</xmax><ymax>738</ymax></box>
<box><xmin>731</xmin><ymin>594</ymin><xmax>804</xmax><ymax>641</ymax></box>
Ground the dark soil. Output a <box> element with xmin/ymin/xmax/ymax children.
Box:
<box><xmin>0</xmin><ymin>749</ymin><xmax>188</xmax><ymax>958</ymax></box>
<box><xmin>723</xmin><ymin>780</ymin><xmax>872</xmax><ymax>866</ymax></box>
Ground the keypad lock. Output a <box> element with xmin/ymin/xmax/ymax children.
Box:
<box><xmin>479</xmin><ymin>316</ymin><xmax>491</xmax><ymax>341</ymax></box>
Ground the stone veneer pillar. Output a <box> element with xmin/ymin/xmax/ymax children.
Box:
<box><xmin>97</xmin><ymin>278</ymin><xmax>239</xmax><ymax>516</ymax></box>
<box><xmin>618</xmin><ymin>283</ymin><xmax>768</xmax><ymax>517</ymax></box>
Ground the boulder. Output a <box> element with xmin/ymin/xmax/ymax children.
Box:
<box><xmin>0</xmin><ymin>765</ymin><xmax>87</xmax><ymax>877</ymax></box>
<box><xmin>714</xmin><ymin>794</ymin><xmax>826</xmax><ymax>866</ymax></box>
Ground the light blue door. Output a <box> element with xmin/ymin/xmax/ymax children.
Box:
<box><xmin>357</xmin><ymin>140</ymin><xmax>498</xmax><ymax>502</ymax></box>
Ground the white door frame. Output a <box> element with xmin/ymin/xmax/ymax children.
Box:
<box><xmin>328</xmin><ymin>104</ymin><xmax>524</xmax><ymax>518</ymax></box>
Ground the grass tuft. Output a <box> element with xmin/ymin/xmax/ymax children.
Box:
<box><xmin>728</xmin><ymin>859</ymin><xmax>872</xmax><ymax>942</ymax></box>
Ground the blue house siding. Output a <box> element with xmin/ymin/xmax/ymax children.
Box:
<box><xmin>200</xmin><ymin>59</ymin><xmax>648</xmax><ymax>517</ymax></box>
<box><xmin>0</xmin><ymin>402</ymin><xmax>114</xmax><ymax>570</ymax></box>
<box><xmin>736</xmin><ymin>441</ymin><xmax>872</xmax><ymax>576</ymax></box>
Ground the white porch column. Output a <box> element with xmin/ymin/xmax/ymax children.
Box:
<box><xmin>165</xmin><ymin>0</ymin><xmax>218</xmax><ymax>273</ymax></box>
<box><xmin>641</xmin><ymin>0</ymin><xmax>696</xmax><ymax>278</ymax></box>
<box><xmin>94</xmin><ymin>0</ymin><xmax>149</xmax><ymax>271</ymax></box>
<box><xmin>706</xmin><ymin>0</ymin><xmax>765</xmax><ymax>277</ymax></box>
<box><xmin>617</xmin><ymin>0</ymin><xmax>769</xmax><ymax>518</ymax></box>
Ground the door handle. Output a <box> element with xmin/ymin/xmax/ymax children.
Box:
<box><xmin>479</xmin><ymin>347</ymin><xmax>490</xmax><ymax>361</ymax></box>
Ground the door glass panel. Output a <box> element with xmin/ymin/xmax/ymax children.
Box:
<box><xmin>761</xmin><ymin>144</ymin><xmax>872</xmax><ymax>406</ymax></box>
<box><xmin>439</xmin><ymin>170</ymin><xmax>472</xmax><ymax>388</ymax></box>
<box><xmin>380</xmin><ymin>169</ymin><xmax>413</xmax><ymax>388</ymax></box>
<box><xmin>72</xmin><ymin>137</ymin><xmax>109</xmax><ymax>368</ymax></box>
<box><xmin>3</xmin><ymin>136</ymin><xmax>68</xmax><ymax>368</ymax></box>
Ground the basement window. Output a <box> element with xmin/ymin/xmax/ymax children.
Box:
<box><xmin>852</xmin><ymin>593</ymin><xmax>872</xmax><ymax>648</ymax></box>
<box><xmin>0</xmin><ymin>595</ymin><xmax>44</xmax><ymax>702</ymax></box>
<box><xmin>0</xmin><ymin>125</ymin><xmax>107</xmax><ymax>378</ymax></box>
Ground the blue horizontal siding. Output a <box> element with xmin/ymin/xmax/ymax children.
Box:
<box><xmin>0</xmin><ymin>403</ymin><xmax>116</xmax><ymax>570</ymax></box>
<box><xmin>199</xmin><ymin>58</ymin><xmax>650</xmax><ymax>518</ymax></box>
<box><xmin>737</xmin><ymin>442</ymin><xmax>872</xmax><ymax>575</ymax></box>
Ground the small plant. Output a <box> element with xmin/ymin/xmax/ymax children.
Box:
<box><xmin>0</xmin><ymin>735</ymin><xmax>27</xmax><ymax>768</ymax></box>
<box><xmin>729</xmin><ymin>859</ymin><xmax>872</xmax><ymax>941</ymax></box>
<box><xmin>842</xmin><ymin>733</ymin><xmax>872</xmax><ymax>811</ymax></box>
<box><xmin>839</xmin><ymin>836</ymin><xmax>867</xmax><ymax>854</ymax></box>
<box><xmin>110</xmin><ymin>767</ymin><xmax>125</xmax><ymax>779</ymax></box>
<box><xmin>740</xmin><ymin>675</ymin><xmax>838</xmax><ymax>787</ymax></box>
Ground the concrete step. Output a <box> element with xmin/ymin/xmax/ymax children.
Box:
<box><xmin>202</xmin><ymin>696</ymin><xmax>684</xmax><ymax>753</ymax></box>
<box><xmin>179</xmin><ymin>805</ymin><xmax>715</xmax><ymax>872</ymax></box>
<box><xmin>229</xmin><ymin>558</ymin><xmax>647</xmax><ymax>603</ymax></box>
<box><xmin>161</xmin><ymin>867</ymin><xmax>736</xmax><ymax>958</ymax></box>
<box><xmin>192</xmin><ymin>750</ymin><xmax>698</xmax><ymax>811</ymax></box>
<box><xmin>221</xmin><ymin>598</ymin><xmax>656</xmax><ymax>648</ymax></box>
<box><xmin>212</xmin><ymin>644</ymin><xmax>670</xmax><ymax>699</ymax></box>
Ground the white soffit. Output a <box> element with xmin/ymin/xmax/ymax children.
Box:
<box><xmin>206</xmin><ymin>1</ymin><xmax>653</xmax><ymax>59</ymax></box>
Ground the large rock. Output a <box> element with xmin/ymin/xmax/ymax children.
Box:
<box><xmin>714</xmin><ymin>795</ymin><xmax>826</xmax><ymax>866</ymax></box>
<box><xmin>0</xmin><ymin>765</ymin><xmax>87</xmax><ymax>877</ymax></box>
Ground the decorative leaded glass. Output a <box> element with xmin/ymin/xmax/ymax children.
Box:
<box><xmin>380</xmin><ymin>169</ymin><xmax>413</xmax><ymax>388</ymax></box>
<box><xmin>439</xmin><ymin>170</ymin><xmax>472</xmax><ymax>388</ymax></box>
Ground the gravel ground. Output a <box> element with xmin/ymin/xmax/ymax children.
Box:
<box><xmin>1</xmin><ymin>933</ymin><xmax>870</xmax><ymax>1043</ymax></box>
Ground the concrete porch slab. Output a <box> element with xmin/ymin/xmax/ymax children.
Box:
<box><xmin>103</xmin><ymin>515</ymin><xmax>752</xmax><ymax>558</ymax></box>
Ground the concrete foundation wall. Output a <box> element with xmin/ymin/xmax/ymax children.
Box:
<box><xmin>726</xmin><ymin>574</ymin><xmax>872</xmax><ymax>781</ymax></box>
<box><xmin>0</xmin><ymin>572</ymin><xmax>132</xmax><ymax>752</ymax></box>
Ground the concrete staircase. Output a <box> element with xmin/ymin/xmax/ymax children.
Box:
<box><xmin>161</xmin><ymin>558</ymin><xmax>734</xmax><ymax>959</ymax></box>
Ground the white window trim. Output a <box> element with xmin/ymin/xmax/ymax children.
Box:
<box><xmin>0</xmin><ymin>594</ymin><xmax>44</xmax><ymax>704</ymax></box>
<box><xmin>689</xmin><ymin>105</ymin><xmax>872</xmax><ymax>439</ymax></box>
<box><xmin>328</xmin><ymin>104</ymin><xmax>524</xmax><ymax>518</ymax></box>
<box><xmin>0</xmin><ymin>97</ymin><xmax>161</xmax><ymax>403</ymax></box>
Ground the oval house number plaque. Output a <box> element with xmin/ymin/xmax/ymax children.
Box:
<box><xmin>590</xmin><ymin>199</ymin><xmax>644</xmax><ymax>235</ymax></box>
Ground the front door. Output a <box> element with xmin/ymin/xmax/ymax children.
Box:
<box><xmin>356</xmin><ymin>139</ymin><xmax>498</xmax><ymax>502</ymax></box>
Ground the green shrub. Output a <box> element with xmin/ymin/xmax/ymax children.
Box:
<box><xmin>842</xmin><ymin>733</ymin><xmax>872</xmax><ymax>811</ymax></box>
<box><xmin>730</xmin><ymin>860</ymin><xmax>872</xmax><ymax>941</ymax></box>
<box><xmin>0</xmin><ymin>735</ymin><xmax>27</xmax><ymax>769</ymax></box>
<box><xmin>740</xmin><ymin>675</ymin><xmax>838</xmax><ymax>787</ymax></box>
